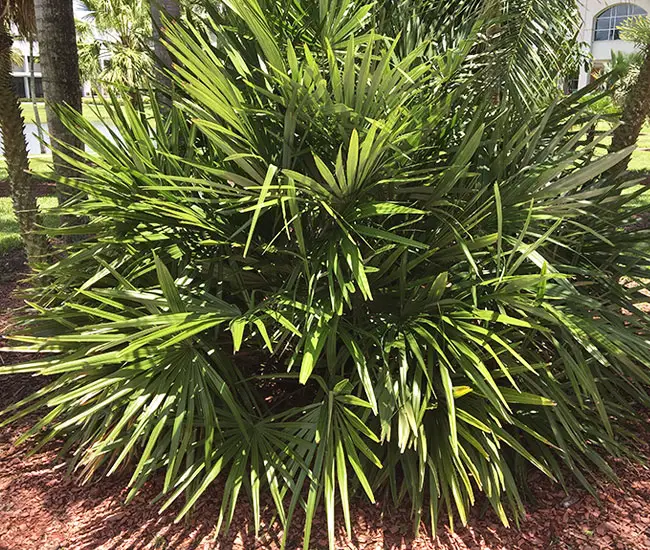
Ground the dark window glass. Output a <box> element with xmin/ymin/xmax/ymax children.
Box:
<box><xmin>595</xmin><ymin>17</ymin><xmax>610</xmax><ymax>30</ymax></box>
<box><xmin>12</xmin><ymin>76</ymin><xmax>26</xmax><ymax>97</ymax></box>
<box><xmin>594</xmin><ymin>29</ymin><xmax>610</xmax><ymax>41</ymax></box>
<box><xmin>33</xmin><ymin>77</ymin><xmax>43</xmax><ymax>98</ymax></box>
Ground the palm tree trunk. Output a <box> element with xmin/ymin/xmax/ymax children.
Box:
<box><xmin>29</xmin><ymin>40</ymin><xmax>46</xmax><ymax>155</ymax></box>
<box><xmin>0</xmin><ymin>24</ymin><xmax>49</xmax><ymax>262</ymax></box>
<box><xmin>33</xmin><ymin>0</ymin><xmax>82</xmax><ymax>196</ymax></box>
<box><xmin>151</xmin><ymin>0</ymin><xmax>180</xmax><ymax>109</ymax></box>
<box><xmin>608</xmin><ymin>49</ymin><xmax>650</xmax><ymax>177</ymax></box>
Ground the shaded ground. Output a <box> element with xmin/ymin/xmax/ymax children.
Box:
<box><xmin>1</xmin><ymin>250</ymin><xmax>650</xmax><ymax>550</ymax></box>
<box><xmin>0</xmin><ymin>179</ymin><xmax>55</xmax><ymax>198</ymax></box>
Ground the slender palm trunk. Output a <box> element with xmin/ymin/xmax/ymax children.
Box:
<box><xmin>608</xmin><ymin>49</ymin><xmax>650</xmax><ymax>177</ymax></box>
<box><xmin>0</xmin><ymin>25</ymin><xmax>48</xmax><ymax>262</ymax></box>
<box><xmin>151</xmin><ymin>0</ymin><xmax>180</xmax><ymax>110</ymax></box>
<box><xmin>29</xmin><ymin>40</ymin><xmax>46</xmax><ymax>155</ymax></box>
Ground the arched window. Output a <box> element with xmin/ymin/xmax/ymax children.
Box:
<box><xmin>594</xmin><ymin>4</ymin><xmax>647</xmax><ymax>41</ymax></box>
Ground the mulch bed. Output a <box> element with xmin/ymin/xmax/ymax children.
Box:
<box><xmin>0</xmin><ymin>179</ymin><xmax>56</xmax><ymax>198</ymax></box>
<box><xmin>2</xmin><ymin>250</ymin><xmax>650</xmax><ymax>549</ymax></box>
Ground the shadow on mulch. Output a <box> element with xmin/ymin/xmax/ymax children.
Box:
<box><xmin>0</xmin><ymin>179</ymin><xmax>55</xmax><ymax>198</ymax></box>
<box><xmin>2</xmin><ymin>250</ymin><xmax>650</xmax><ymax>549</ymax></box>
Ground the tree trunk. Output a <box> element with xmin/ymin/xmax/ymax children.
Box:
<box><xmin>0</xmin><ymin>25</ymin><xmax>49</xmax><ymax>262</ymax></box>
<box><xmin>33</xmin><ymin>0</ymin><xmax>82</xmax><ymax>199</ymax></box>
<box><xmin>151</xmin><ymin>0</ymin><xmax>180</xmax><ymax>109</ymax></box>
<box><xmin>29</xmin><ymin>40</ymin><xmax>46</xmax><ymax>155</ymax></box>
<box><xmin>608</xmin><ymin>49</ymin><xmax>650</xmax><ymax>177</ymax></box>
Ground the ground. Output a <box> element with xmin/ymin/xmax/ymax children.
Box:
<box><xmin>2</xmin><ymin>250</ymin><xmax>650</xmax><ymax>549</ymax></box>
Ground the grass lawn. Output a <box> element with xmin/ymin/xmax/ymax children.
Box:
<box><xmin>20</xmin><ymin>101</ymin><xmax>110</xmax><ymax>125</ymax></box>
<box><xmin>593</xmin><ymin>123</ymin><xmax>650</xmax><ymax>206</ymax></box>
<box><xmin>0</xmin><ymin>154</ymin><xmax>53</xmax><ymax>182</ymax></box>
<box><xmin>0</xmin><ymin>196</ymin><xmax>58</xmax><ymax>254</ymax></box>
<box><xmin>0</xmin><ymin>154</ymin><xmax>56</xmax><ymax>254</ymax></box>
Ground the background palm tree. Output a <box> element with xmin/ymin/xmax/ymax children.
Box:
<box><xmin>34</xmin><ymin>0</ymin><xmax>83</xmax><ymax>190</ymax></box>
<box><xmin>0</xmin><ymin>0</ymin><xmax>49</xmax><ymax>261</ymax></box>
<box><xmin>608</xmin><ymin>15</ymin><xmax>650</xmax><ymax>176</ymax></box>
<box><xmin>76</xmin><ymin>17</ymin><xmax>102</xmax><ymax>93</ymax></box>
<box><xmin>78</xmin><ymin>0</ymin><xmax>153</xmax><ymax>92</ymax></box>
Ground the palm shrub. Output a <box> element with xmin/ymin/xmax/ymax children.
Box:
<box><xmin>3</xmin><ymin>0</ymin><xmax>650</xmax><ymax>547</ymax></box>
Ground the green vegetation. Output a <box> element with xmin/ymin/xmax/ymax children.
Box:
<box><xmin>0</xmin><ymin>196</ymin><xmax>57</xmax><ymax>254</ymax></box>
<box><xmin>3</xmin><ymin>2</ymin><xmax>650</xmax><ymax>549</ymax></box>
<box><xmin>77</xmin><ymin>0</ymin><xmax>153</xmax><ymax>90</ymax></box>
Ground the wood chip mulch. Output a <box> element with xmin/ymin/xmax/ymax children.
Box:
<box><xmin>1</xmin><ymin>249</ymin><xmax>650</xmax><ymax>550</ymax></box>
<box><xmin>0</xmin><ymin>179</ymin><xmax>55</xmax><ymax>198</ymax></box>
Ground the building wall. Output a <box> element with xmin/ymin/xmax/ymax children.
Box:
<box><xmin>10</xmin><ymin>40</ymin><xmax>43</xmax><ymax>99</ymax></box>
<box><xmin>10</xmin><ymin>39</ymin><xmax>91</xmax><ymax>98</ymax></box>
<box><xmin>579</xmin><ymin>0</ymin><xmax>650</xmax><ymax>87</ymax></box>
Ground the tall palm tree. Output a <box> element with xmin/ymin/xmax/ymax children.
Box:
<box><xmin>0</xmin><ymin>0</ymin><xmax>49</xmax><ymax>261</ymax></box>
<box><xmin>34</xmin><ymin>0</ymin><xmax>83</xmax><ymax>189</ymax></box>
<box><xmin>151</xmin><ymin>0</ymin><xmax>179</xmax><ymax>73</ymax></box>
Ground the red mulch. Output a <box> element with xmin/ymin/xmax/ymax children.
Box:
<box><xmin>2</xmin><ymin>251</ymin><xmax>650</xmax><ymax>549</ymax></box>
<box><xmin>0</xmin><ymin>179</ymin><xmax>55</xmax><ymax>198</ymax></box>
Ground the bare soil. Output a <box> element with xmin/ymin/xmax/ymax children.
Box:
<box><xmin>1</xmin><ymin>249</ymin><xmax>650</xmax><ymax>550</ymax></box>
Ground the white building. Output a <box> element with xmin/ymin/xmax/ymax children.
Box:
<box><xmin>11</xmin><ymin>38</ymin><xmax>94</xmax><ymax>99</ymax></box>
<box><xmin>579</xmin><ymin>0</ymin><xmax>650</xmax><ymax>88</ymax></box>
<box><xmin>10</xmin><ymin>40</ymin><xmax>43</xmax><ymax>99</ymax></box>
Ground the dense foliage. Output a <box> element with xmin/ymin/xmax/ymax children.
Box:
<box><xmin>3</xmin><ymin>0</ymin><xmax>650</xmax><ymax>548</ymax></box>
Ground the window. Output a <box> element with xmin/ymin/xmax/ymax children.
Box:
<box><xmin>11</xmin><ymin>77</ymin><xmax>26</xmax><ymax>98</ymax></box>
<box><xmin>27</xmin><ymin>56</ymin><xmax>41</xmax><ymax>73</ymax></box>
<box><xmin>11</xmin><ymin>55</ymin><xmax>25</xmax><ymax>73</ymax></box>
<box><xmin>594</xmin><ymin>4</ymin><xmax>647</xmax><ymax>41</ymax></box>
<box><xmin>33</xmin><ymin>77</ymin><xmax>43</xmax><ymax>98</ymax></box>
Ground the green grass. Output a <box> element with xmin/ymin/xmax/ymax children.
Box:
<box><xmin>0</xmin><ymin>154</ymin><xmax>56</xmax><ymax>254</ymax></box>
<box><xmin>0</xmin><ymin>196</ymin><xmax>58</xmax><ymax>254</ymax></box>
<box><xmin>20</xmin><ymin>101</ymin><xmax>110</xmax><ymax>125</ymax></box>
<box><xmin>628</xmin><ymin>128</ymin><xmax>650</xmax><ymax>173</ymax></box>
<box><xmin>590</xmin><ymin>122</ymin><xmax>650</xmax><ymax>206</ymax></box>
<box><xmin>0</xmin><ymin>154</ymin><xmax>53</xmax><ymax>181</ymax></box>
